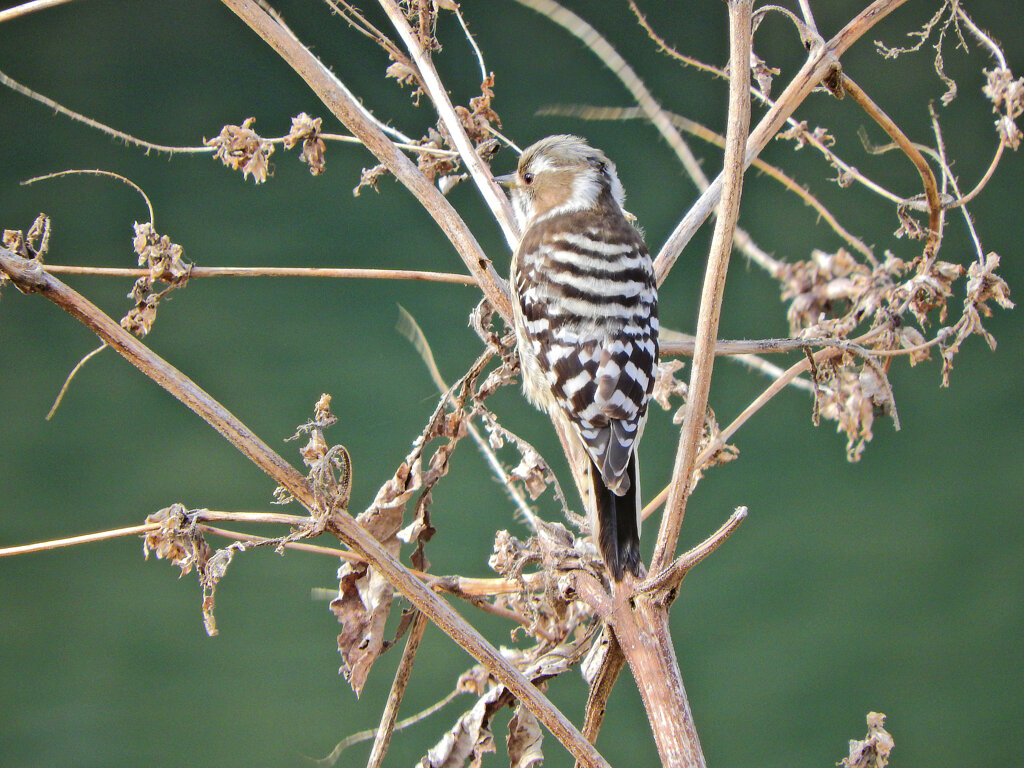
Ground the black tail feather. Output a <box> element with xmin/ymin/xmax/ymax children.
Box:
<box><xmin>592</xmin><ymin>454</ymin><xmax>642</xmax><ymax>581</ymax></box>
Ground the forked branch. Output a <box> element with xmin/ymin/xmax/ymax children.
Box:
<box><xmin>0</xmin><ymin>248</ymin><xmax>607</xmax><ymax>768</ymax></box>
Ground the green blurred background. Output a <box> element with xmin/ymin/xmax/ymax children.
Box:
<box><xmin>1</xmin><ymin>1</ymin><xmax>1021</xmax><ymax>766</ymax></box>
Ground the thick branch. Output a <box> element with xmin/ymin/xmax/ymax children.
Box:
<box><xmin>0</xmin><ymin>250</ymin><xmax>605</xmax><ymax>768</ymax></box>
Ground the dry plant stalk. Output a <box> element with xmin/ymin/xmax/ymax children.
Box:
<box><xmin>1</xmin><ymin>0</ymin><xmax>1018</xmax><ymax>766</ymax></box>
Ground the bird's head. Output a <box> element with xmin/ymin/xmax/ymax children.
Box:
<box><xmin>495</xmin><ymin>134</ymin><xmax>626</xmax><ymax>231</ymax></box>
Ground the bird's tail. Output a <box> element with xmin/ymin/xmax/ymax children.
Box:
<box><xmin>589</xmin><ymin>454</ymin><xmax>643</xmax><ymax>581</ymax></box>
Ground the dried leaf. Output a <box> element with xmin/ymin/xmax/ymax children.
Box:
<box><xmin>840</xmin><ymin>712</ymin><xmax>894</xmax><ymax>768</ymax></box>
<box><xmin>330</xmin><ymin>460</ymin><xmax>413</xmax><ymax>695</ymax></box>
<box><xmin>507</xmin><ymin>705</ymin><xmax>543</xmax><ymax>768</ymax></box>
<box><xmin>143</xmin><ymin>503</ymin><xmax>209</xmax><ymax>577</ymax></box>
<box><xmin>205</xmin><ymin>117</ymin><xmax>274</xmax><ymax>183</ymax></box>
<box><xmin>121</xmin><ymin>222</ymin><xmax>191</xmax><ymax>337</ymax></box>
<box><xmin>353</xmin><ymin>163</ymin><xmax>389</xmax><ymax>196</ymax></box>
<box><xmin>751</xmin><ymin>52</ymin><xmax>780</xmax><ymax>96</ymax></box>
<box><xmin>651</xmin><ymin>358</ymin><xmax>687</xmax><ymax>411</ymax></box>
<box><xmin>284</xmin><ymin>112</ymin><xmax>327</xmax><ymax>175</ymax></box>
<box><xmin>417</xmin><ymin>682</ymin><xmax>505</xmax><ymax>768</ymax></box>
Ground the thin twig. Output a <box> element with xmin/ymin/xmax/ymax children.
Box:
<box><xmin>0</xmin><ymin>523</ymin><xmax>160</xmax><ymax>558</ymax></box>
<box><xmin>0</xmin><ymin>0</ymin><xmax>79</xmax><ymax>24</ymax></box>
<box><xmin>220</xmin><ymin>0</ymin><xmax>513</xmax><ymax>321</ymax></box>
<box><xmin>1</xmin><ymin>66</ymin><xmax>461</xmax><ymax>159</ymax></box>
<box><xmin>367</xmin><ymin>610</ymin><xmax>429</xmax><ymax>768</ymax></box>
<box><xmin>46</xmin><ymin>342</ymin><xmax>107</xmax><ymax>420</ymax></box>
<box><xmin>0</xmin><ymin>68</ymin><xmax>211</xmax><ymax>156</ymax></box>
<box><xmin>641</xmin><ymin>330</ymin><xmax>885</xmax><ymax>522</ymax></box>
<box><xmin>573</xmin><ymin>628</ymin><xmax>626</xmax><ymax>768</ymax></box>
<box><xmin>638</xmin><ymin>507</ymin><xmax>747</xmax><ymax>595</ymax></box>
<box><xmin>313</xmin><ymin>687</ymin><xmax>462</xmax><ymax>767</ymax></box>
<box><xmin>650</xmin><ymin>0</ymin><xmax>752</xmax><ymax>575</ymax></box>
<box><xmin>43</xmin><ymin>264</ymin><xmax>476</xmax><ymax>285</ymax></box>
<box><xmin>451</xmin><ymin>3</ymin><xmax>488</xmax><ymax>83</ymax></box>
<box><xmin>396</xmin><ymin>307</ymin><xmax>541</xmax><ymax>528</ymax></box>
<box><xmin>23</xmin><ymin>169</ymin><xmax>154</xmax><ymax>224</ymax></box>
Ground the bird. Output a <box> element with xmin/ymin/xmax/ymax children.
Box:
<box><xmin>496</xmin><ymin>135</ymin><xmax>659</xmax><ymax>581</ymax></box>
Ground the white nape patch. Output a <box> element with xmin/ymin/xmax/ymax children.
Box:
<box><xmin>604</xmin><ymin>161</ymin><xmax>627</xmax><ymax>209</ymax></box>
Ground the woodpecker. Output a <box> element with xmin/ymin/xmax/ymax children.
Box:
<box><xmin>496</xmin><ymin>135</ymin><xmax>659</xmax><ymax>581</ymax></box>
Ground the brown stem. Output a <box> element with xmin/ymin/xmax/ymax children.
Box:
<box><xmin>43</xmin><ymin>264</ymin><xmax>477</xmax><ymax>285</ymax></box>
<box><xmin>219</xmin><ymin>0</ymin><xmax>513</xmax><ymax>322</ymax></box>
<box><xmin>840</xmin><ymin>74</ymin><xmax>942</xmax><ymax>255</ymax></box>
<box><xmin>574</xmin><ymin>628</ymin><xmax>626</xmax><ymax>768</ymax></box>
<box><xmin>650</xmin><ymin>0</ymin><xmax>752</xmax><ymax>577</ymax></box>
<box><xmin>653</xmin><ymin>0</ymin><xmax>912</xmax><ymax>284</ymax></box>
<box><xmin>0</xmin><ymin>249</ymin><xmax>607</xmax><ymax>768</ymax></box>
<box><xmin>367</xmin><ymin>610</ymin><xmax>428</xmax><ymax>768</ymax></box>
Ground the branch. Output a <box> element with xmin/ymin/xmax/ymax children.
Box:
<box><xmin>653</xmin><ymin>0</ymin><xmax>913</xmax><ymax>284</ymax></box>
<box><xmin>841</xmin><ymin>74</ymin><xmax>941</xmax><ymax>254</ymax></box>
<box><xmin>0</xmin><ymin>0</ymin><xmax>79</xmax><ymax>25</ymax></box>
<box><xmin>367</xmin><ymin>610</ymin><xmax>428</xmax><ymax>768</ymax></box>
<box><xmin>219</xmin><ymin>0</ymin><xmax>513</xmax><ymax>322</ymax></box>
<box><xmin>650</xmin><ymin>0</ymin><xmax>752</xmax><ymax>575</ymax></box>
<box><xmin>0</xmin><ymin>248</ymin><xmax>606</xmax><ymax>768</ymax></box>
<box><xmin>43</xmin><ymin>264</ymin><xmax>476</xmax><ymax>285</ymax></box>
<box><xmin>378</xmin><ymin>0</ymin><xmax>520</xmax><ymax>249</ymax></box>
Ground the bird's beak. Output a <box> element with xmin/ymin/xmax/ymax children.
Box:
<box><xmin>494</xmin><ymin>173</ymin><xmax>517</xmax><ymax>188</ymax></box>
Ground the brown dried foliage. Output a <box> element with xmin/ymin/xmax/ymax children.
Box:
<box><xmin>121</xmin><ymin>222</ymin><xmax>191</xmax><ymax>337</ymax></box>
<box><xmin>205</xmin><ymin>117</ymin><xmax>274</xmax><ymax>183</ymax></box>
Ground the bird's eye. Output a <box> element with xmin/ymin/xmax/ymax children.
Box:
<box><xmin>522</xmin><ymin>172</ymin><xmax>534</xmax><ymax>185</ymax></box>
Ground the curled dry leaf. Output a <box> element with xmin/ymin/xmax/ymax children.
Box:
<box><xmin>489</xmin><ymin>524</ymin><xmax>599</xmax><ymax>642</ymax></box>
<box><xmin>814</xmin><ymin>359</ymin><xmax>896</xmax><ymax>462</ymax></box>
<box><xmin>983</xmin><ymin>67</ymin><xmax>1024</xmax><ymax>149</ymax></box>
<box><xmin>121</xmin><ymin>222</ymin><xmax>191</xmax><ymax>337</ymax></box>
<box><xmin>143</xmin><ymin>503</ymin><xmax>235</xmax><ymax>637</ymax></box>
<box><xmin>507</xmin><ymin>705</ymin><xmax>544</xmax><ymax>768</ymax></box>
<box><xmin>353</xmin><ymin>163</ymin><xmax>389</xmax><ymax>196</ymax></box>
<box><xmin>776</xmin><ymin>120</ymin><xmax>835</xmax><ymax>150</ymax></box>
<box><xmin>143</xmin><ymin>503</ymin><xmax>210</xmax><ymax>577</ymax></box>
<box><xmin>417</xmin><ymin>678</ymin><xmax>506</xmax><ymax>768</ymax></box>
<box><xmin>205</xmin><ymin>117</ymin><xmax>274</xmax><ymax>183</ymax></box>
<box><xmin>937</xmin><ymin>251</ymin><xmax>1014</xmax><ymax>385</ymax></box>
<box><xmin>420</xmin><ymin>645</ymin><xmax>580</xmax><ymax>768</ymax></box>
<box><xmin>751</xmin><ymin>52</ymin><xmax>780</xmax><ymax>96</ymax></box>
<box><xmin>329</xmin><ymin>453</ymin><xmax>418</xmax><ymax>694</ymax></box>
<box><xmin>510</xmin><ymin>444</ymin><xmax>553</xmax><ymax>501</ymax></box>
<box><xmin>2</xmin><ymin>214</ymin><xmax>51</xmax><ymax>296</ymax></box>
<box><xmin>284</xmin><ymin>112</ymin><xmax>327</xmax><ymax>175</ymax></box>
<box><xmin>841</xmin><ymin>711</ymin><xmax>894</xmax><ymax>768</ymax></box>
<box><xmin>651</xmin><ymin>358</ymin><xmax>688</xmax><ymax>411</ymax></box>
<box><xmin>780</xmin><ymin>248</ymin><xmax>874</xmax><ymax>337</ymax></box>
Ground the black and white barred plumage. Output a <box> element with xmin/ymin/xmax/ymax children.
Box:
<box><xmin>497</xmin><ymin>135</ymin><xmax>659</xmax><ymax>581</ymax></box>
